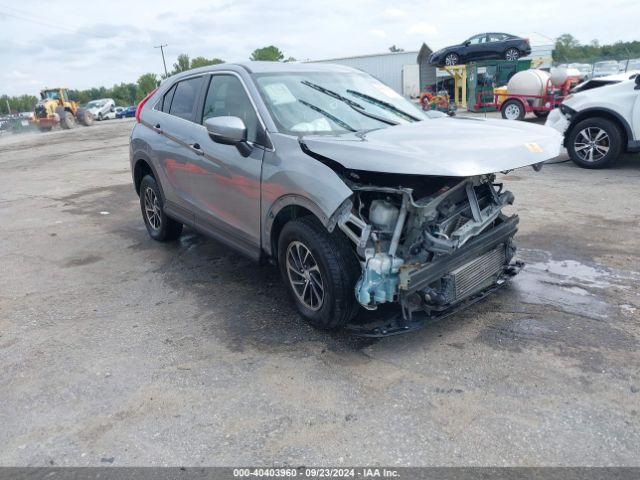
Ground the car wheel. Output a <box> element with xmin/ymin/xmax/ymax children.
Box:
<box><xmin>501</xmin><ymin>99</ymin><xmax>525</xmax><ymax>120</ymax></box>
<box><xmin>444</xmin><ymin>53</ymin><xmax>459</xmax><ymax>66</ymax></box>
<box><xmin>139</xmin><ymin>175</ymin><xmax>183</xmax><ymax>241</ymax></box>
<box><xmin>567</xmin><ymin>117</ymin><xmax>622</xmax><ymax>169</ymax></box>
<box><xmin>97</xmin><ymin>113</ymin><xmax>103</xmax><ymax>121</ymax></box>
<box><xmin>505</xmin><ymin>48</ymin><xmax>520</xmax><ymax>61</ymax></box>
<box><xmin>278</xmin><ymin>216</ymin><xmax>361</xmax><ymax>330</ymax></box>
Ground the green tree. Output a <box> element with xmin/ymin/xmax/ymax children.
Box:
<box><xmin>136</xmin><ymin>73</ymin><xmax>158</xmax><ymax>102</ymax></box>
<box><xmin>171</xmin><ymin>54</ymin><xmax>191</xmax><ymax>75</ymax></box>
<box><xmin>250</xmin><ymin>45</ymin><xmax>284</xmax><ymax>62</ymax></box>
<box><xmin>190</xmin><ymin>56</ymin><xmax>224</xmax><ymax>69</ymax></box>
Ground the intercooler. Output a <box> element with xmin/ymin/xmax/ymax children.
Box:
<box><xmin>449</xmin><ymin>247</ymin><xmax>506</xmax><ymax>301</ymax></box>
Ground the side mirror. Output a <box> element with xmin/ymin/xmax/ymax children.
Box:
<box><xmin>205</xmin><ymin>116</ymin><xmax>251</xmax><ymax>156</ymax></box>
<box><xmin>464</xmin><ymin>41</ymin><xmax>471</xmax><ymax>46</ymax></box>
<box><xmin>635</xmin><ymin>75</ymin><xmax>640</xmax><ymax>90</ymax></box>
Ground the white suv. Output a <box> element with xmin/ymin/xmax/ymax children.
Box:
<box><xmin>546</xmin><ymin>74</ymin><xmax>640</xmax><ymax>168</ymax></box>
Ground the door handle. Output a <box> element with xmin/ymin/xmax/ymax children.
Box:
<box><xmin>153</xmin><ymin>123</ymin><xmax>162</xmax><ymax>133</ymax></box>
<box><xmin>190</xmin><ymin>143</ymin><xmax>204</xmax><ymax>156</ymax></box>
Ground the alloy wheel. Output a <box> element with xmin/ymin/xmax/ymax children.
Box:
<box><xmin>144</xmin><ymin>187</ymin><xmax>162</xmax><ymax>230</ymax></box>
<box><xmin>574</xmin><ymin>127</ymin><xmax>610</xmax><ymax>162</ymax></box>
<box><xmin>505</xmin><ymin>48</ymin><xmax>520</xmax><ymax>61</ymax></box>
<box><xmin>286</xmin><ymin>240</ymin><xmax>324</xmax><ymax>311</ymax></box>
<box><xmin>444</xmin><ymin>54</ymin><xmax>458</xmax><ymax>66</ymax></box>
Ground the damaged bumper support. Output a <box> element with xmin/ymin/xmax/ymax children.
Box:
<box><xmin>336</xmin><ymin>174</ymin><xmax>522</xmax><ymax>336</ymax></box>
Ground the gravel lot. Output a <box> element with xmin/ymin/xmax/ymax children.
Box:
<box><xmin>1</xmin><ymin>117</ymin><xmax>639</xmax><ymax>466</ymax></box>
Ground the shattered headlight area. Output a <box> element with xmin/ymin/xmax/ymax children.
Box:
<box><xmin>334</xmin><ymin>172</ymin><xmax>522</xmax><ymax>336</ymax></box>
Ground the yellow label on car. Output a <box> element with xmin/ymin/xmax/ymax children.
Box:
<box><xmin>524</xmin><ymin>143</ymin><xmax>543</xmax><ymax>153</ymax></box>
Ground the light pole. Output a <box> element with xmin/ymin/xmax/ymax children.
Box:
<box><xmin>154</xmin><ymin>44</ymin><xmax>168</xmax><ymax>77</ymax></box>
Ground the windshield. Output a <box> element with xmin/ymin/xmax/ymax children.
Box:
<box><xmin>42</xmin><ymin>91</ymin><xmax>59</xmax><ymax>100</ymax></box>
<box><xmin>253</xmin><ymin>71</ymin><xmax>425</xmax><ymax>135</ymax></box>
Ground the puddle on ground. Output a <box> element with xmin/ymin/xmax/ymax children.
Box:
<box><xmin>512</xmin><ymin>250</ymin><xmax>639</xmax><ymax>319</ymax></box>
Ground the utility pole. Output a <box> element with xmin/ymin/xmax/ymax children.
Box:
<box><xmin>154</xmin><ymin>44</ymin><xmax>169</xmax><ymax>77</ymax></box>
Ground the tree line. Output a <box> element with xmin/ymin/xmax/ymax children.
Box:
<box><xmin>553</xmin><ymin>34</ymin><xmax>640</xmax><ymax>63</ymax></box>
<box><xmin>0</xmin><ymin>45</ymin><xmax>293</xmax><ymax>115</ymax></box>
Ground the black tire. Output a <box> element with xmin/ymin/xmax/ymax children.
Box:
<box><xmin>533</xmin><ymin>111</ymin><xmax>549</xmax><ymax>119</ymax></box>
<box><xmin>566</xmin><ymin>117</ymin><xmax>623</xmax><ymax>169</ymax></box>
<box><xmin>504</xmin><ymin>48</ymin><xmax>520</xmax><ymax>61</ymax></box>
<box><xmin>278</xmin><ymin>216</ymin><xmax>361</xmax><ymax>330</ymax></box>
<box><xmin>501</xmin><ymin>99</ymin><xmax>525</xmax><ymax>120</ymax></box>
<box><xmin>139</xmin><ymin>175</ymin><xmax>183</xmax><ymax>241</ymax></box>
<box><xmin>76</xmin><ymin>108</ymin><xmax>93</xmax><ymax>126</ymax></box>
<box><xmin>38</xmin><ymin>125</ymin><xmax>52</xmax><ymax>132</ymax></box>
<box><xmin>444</xmin><ymin>53</ymin><xmax>459</xmax><ymax>66</ymax></box>
<box><xmin>56</xmin><ymin>107</ymin><xmax>74</xmax><ymax>129</ymax></box>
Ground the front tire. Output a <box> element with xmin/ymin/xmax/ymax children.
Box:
<box><xmin>278</xmin><ymin>216</ymin><xmax>361</xmax><ymax>330</ymax></box>
<box><xmin>139</xmin><ymin>175</ymin><xmax>183</xmax><ymax>241</ymax></box>
<box><xmin>505</xmin><ymin>48</ymin><xmax>520</xmax><ymax>61</ymax></box>
<box><xmin>56</xmin><ymin>107</ymin><xmax>74</xmax><ymax>129</ymax></box>
<box><xmin>501</xmin><ymin>99</ymin><xmax>525</xmax><ymax>120</ymax></box>
<box><xmin>567</xmin><ymin>117</ymin><xmax>622</xmax><ymax>169</ymax></box>
<box><xmin>444</xmin><ymin>53</ymin><xmax>459</xmax><ymax>66</ymax></box>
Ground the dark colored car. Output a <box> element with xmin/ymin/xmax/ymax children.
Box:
<box><xmin>429</xmin><ymin>33</ymin><xmax>531</xmax><ymax>66</ymax></box>
<box><xmin>117</xmin><ymin>105</ymin><xmax>137</xmax><ymax>118</ymax></box>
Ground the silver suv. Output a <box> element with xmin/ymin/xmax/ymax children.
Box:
<box><xmin>130</xmin><ymin>62</ymin><xmax>561</xmax><ymax>334</ymax></box>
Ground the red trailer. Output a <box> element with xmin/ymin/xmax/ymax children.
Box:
<box><xmin>474</xmin><ymin>77</ymin><xmax>575</xmax><ymax>121</ymax></box>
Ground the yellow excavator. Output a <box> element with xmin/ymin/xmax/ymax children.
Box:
<box><xmin>32</xmin><ymin>88</ymin><xmax>93</xmax><ymax>132</ymax></box>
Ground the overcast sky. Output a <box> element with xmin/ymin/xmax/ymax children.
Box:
<box><xmin>1</xmin><ymin>0</ymin><xmax>637</xmax><ymax>96</ymax></box>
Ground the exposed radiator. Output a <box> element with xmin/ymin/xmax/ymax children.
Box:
<box><xmin>450</xmin><ymin>246</ymin><xmax>506</xmax><ymax>300</ymax></box>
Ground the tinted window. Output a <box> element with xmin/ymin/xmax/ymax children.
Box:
<box><xmin>468</xmin><ymin>35</ymin><xmax>487</xmax><ymax>45</ymax></box>
<box><xmin>488</xmin><ymin>33</ymin><xmax>506</xmax><ymax>42</ymax></box>
<box><xmin>202</xmin><ymin>75</ymin><xmax>259</xmax><ymax>143</ymax></box>
<box><xmin>160</xmin><ymin>84</ymin><xmax>176</xmax><ymax>113</ymax></box>
<box><xmin>168</xmin><ymin>77</ymin><xmax>202</xmax><ymax>121</ymax></box>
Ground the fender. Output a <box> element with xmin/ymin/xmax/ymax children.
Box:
<box><xmin>131</xmin><ymin>151</ymin><xmax>165</xmax><ymax>200</ymax></box>
<box><xmin>263</xmin><ymin>194</ymin><xmax>337</xmax><ymax>256</ymax></box>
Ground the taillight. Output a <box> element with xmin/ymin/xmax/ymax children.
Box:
<box><xmin>136</xmin><ymin>87</ymin><xmax>158</xmax><ymax>123</ymax></box>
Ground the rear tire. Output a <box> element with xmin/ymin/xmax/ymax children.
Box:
<box><xmin>501</xmin><ymin>99</ymin><xmax>525</xmax><ymax>120</ymax></box>
<box><xmin>139</xmin><ymin>175</ymin><xmax>183</xmax><ymax>241</ymax></box>
<box><xmin>76</xmin><ymin>108</ymin><xmax>93</xmax><ymax>126</ymax></box>
<box><xmin>278</xmin><ymin>216</ymin><xmax>361</xmax><ymax>330</ymax></box>
<box><xmin>566</xmin><ymin>117</ymin><xmax>622</xmax><ymax>169</ymax></box>
<box><xmin>505</xmin><ymin>48</ymin><xmax>520</xmax><ymax>61</ymax></box>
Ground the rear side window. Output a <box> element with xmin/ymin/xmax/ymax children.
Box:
<box><xmin>488</xmin><ymin>33</ymin><xmax>506</xmax><ymax>42</ymax></box>
<box><xmin>160</xmin><ymin>84</ymin><xmax>177</xmax><ymax>113</ymax></box>
<box><xmin>168</xmin><ymin>77</ymin><xmax>202</xmax><ymax>121</ymax></box>
<box><xmin>201</xmin><ymin>75</ymin><xmax>259</xmax><ymax>143</ymax></box>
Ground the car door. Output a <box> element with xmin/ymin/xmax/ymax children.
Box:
<box><xmin>464</xmin><ymin>34</ymin><xmax>489</xmax><ymax>62</ymax></box>
<box><xmin>633</xmin><ymin>79</ymin><xmax>640</xmax><ymax>141</ymax></box>
<box><xmin>153</xmin><ymin>75</ymin><xmax>205</xmax><ymax>219</ymax></box>
<box><xmin>487</xmin><ymin>33</ymin><xmax>507</xmax><ymax>59</ymax></box>
<box><xmin>185</xmin><ymin>73</ymin><xmax>266</xmax><ymax>258</ymax></box>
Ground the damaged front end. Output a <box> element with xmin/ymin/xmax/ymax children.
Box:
<box><xmin>333</xmin><ymin>172</ymin><xmax>522</xmax><ymax>335</ymax></box>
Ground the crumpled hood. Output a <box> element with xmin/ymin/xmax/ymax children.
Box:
<box><xmin>301</xmin><ymin>116</ymin><xmax>563</xmax><ymax>177</ymax></box>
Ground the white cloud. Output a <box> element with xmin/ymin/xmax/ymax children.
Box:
<box><xmin>370</xmin><ymin>29</ymin><xmax>387</xmax><ymax>38</ymax></box>
<box><xmin>382</xmin><ymin>8</ymin><xmax>407</xmax><ymax>18</ymax></box>
<box><xmin>407</xmin><ymin>22</ymin><xmax>439</xmax><ymax>37</ymax></box>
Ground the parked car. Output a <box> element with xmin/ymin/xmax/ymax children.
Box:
<box><xmin>429</xmin><ymin>33</ymin><xmax>531</xmax><ymax>67</ymax></box>
<box><xmin>546</xmin><ymin>74</ymin><xmax>640</xmax><ymax>168</ymax></box>
<box><xmin>571</xmin><ymin>70</ymin><xmax>640</xmax><ymax>93</ymax></box>
<box><xmin>130</xmin><ymin>62</ymin><xmax>561</xmax><ymax>334</ymax></box>
<box><xmin>117</xmin><ymin>105</ymin><xmax>136</xmax><ymax>118</ymax></box>
<box><xmin>85</xmin><ymin>98</ymin><xmax>115</xmax><ymax>121</ymax></box>
<box><xmin>103</xmin><ymin>106</ymin><xmax>125</xmax><ymax>120</ymax></box>
<box><xmin>592</xmin><ymin>61</ymin><xmax>621</xmax><ymax>78</ymax></box>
